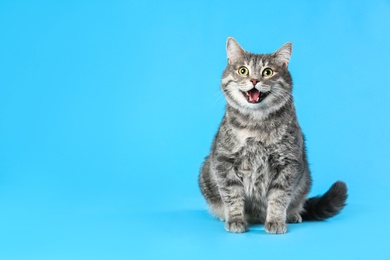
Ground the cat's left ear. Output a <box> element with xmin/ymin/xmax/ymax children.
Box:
<box><xmin>226</xmin><ymin>37</ymin><xmax>246</xmax><ymax>65</ymax></box>
<box><xmin>272</xmin><ymin>42</ymin><xmax>292</xmax><ymax>67</ymax></box>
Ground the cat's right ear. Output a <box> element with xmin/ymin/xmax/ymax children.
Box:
<box><xmin>272</xmin><ymin>42</ymin><xmax>292</xmax><ymax>67</ymax></box>
<box><xmin>226</xmin><ymin>37</ymin><xmax>245</xmax><ymax>65</ymax></box>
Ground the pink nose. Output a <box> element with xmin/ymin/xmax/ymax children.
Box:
<box><xmin>250</xmin><ymin>79</ymin><xmax>259</xmax><ymax>86</ymax></box>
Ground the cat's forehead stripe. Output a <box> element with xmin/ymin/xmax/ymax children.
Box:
<box><xmin>248</xmin><ymin>59</ymin><xmax>254</xmax><ymax>68</ymax></box>
<box><xmin>245</xmin><ymin>54</ymin><xmax>268</xmax><ymax>69</ymax></box>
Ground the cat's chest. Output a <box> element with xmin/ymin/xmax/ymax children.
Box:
<box><xmin>235</xmin><ymin>138</ymin><xmax>270</xmax><ymax>197</ymax></box>
<box><xmin>236</xmin><ymin>138</ymin><xmax>268</xmax><ymax>171</ymax></box>
<box><xmin>232</xmin><ymin>126</ymin><xmax>282</xmax><ymax>149</ymax></box>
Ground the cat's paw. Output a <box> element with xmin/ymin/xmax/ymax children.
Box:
<box><xmin>265</xmin><ymin>221</ymin><xmax>287</xmax><ymax>234</ymax></box>
<box><xmin>225</xmin><ymin>219</ymin><xmax>247</xmax><ymax>233</ymax></box>
<box><xmin>287</xmin><ymin>213</ymin><xmax>302</xmax><ymax>223</ymax></box>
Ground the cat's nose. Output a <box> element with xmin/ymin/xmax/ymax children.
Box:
<box><xmin>250</xmin><ymin>79</ymin><xmax>259</xmax><ymax>86</ymax></box>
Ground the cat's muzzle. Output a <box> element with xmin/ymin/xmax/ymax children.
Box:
<box><xmin>241</xmin><ymin>88</ymin><xmax>270</xmax><ymax>104</ymax></box>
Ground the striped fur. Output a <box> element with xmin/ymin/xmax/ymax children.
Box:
<box><xmin>199</xmin><ymin>38</ymin><xmax>347</xmax><ymax>234</ymax></box>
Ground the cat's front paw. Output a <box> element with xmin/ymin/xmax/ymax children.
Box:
<box><xmin>265</xmin><ymin>221</ymin><xmax>287</xmax><ymax>234</ymax></box>
<box><xmin>225</xmin><ymin>219</ymin><xmax>247</xmax><ymax>233</ymax></box>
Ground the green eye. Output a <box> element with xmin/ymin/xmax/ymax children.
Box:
<box><xmin>238</xmin><ymin>66</ymin><xmax>249</xmax><ymax>76</ymax></box>
<box><xmin>262</xmin><ymin>68</ymin><xmax>274</xmax><ymax>77</ymax></box>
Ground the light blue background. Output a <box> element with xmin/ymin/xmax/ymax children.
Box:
<box><xmin>1</xmin><ymin>0</ymin><xmax>390</xmax><ymax>259</ymax></box>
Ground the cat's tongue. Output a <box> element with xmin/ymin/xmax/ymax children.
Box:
<box><xmin>248</xmin><ymin>88</ymin><xmax>260</xmax><ymax>102</ymax></box>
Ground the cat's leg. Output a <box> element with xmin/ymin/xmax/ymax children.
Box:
<box><xmin>265</xmin><ymin>188</ymin><xmax>290</xmax><ymax>234</ymax></box>
<box><xmin>221</xmin><ymin>182</ymin><xmax>247</xmax><ymax>232</ymax></box>
<box><xmin>214</xmin><ymin>157</ymin><xmax>247</xmax><ymax>233</ymax></box>
<box><xmin>220</xmin><ymin>181</ymin><xmax>247</xmax><ymax>233</ymax></box>
<box><xmin>265</xmin><ymin>165</ymin><xmax>298</xmax><ymax>234</ymax></box>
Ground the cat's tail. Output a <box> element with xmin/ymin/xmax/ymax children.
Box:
<box><xmin>301</xmin><ymin>181</ymin><xmax>348</xmax><ymax>221</ymax></box>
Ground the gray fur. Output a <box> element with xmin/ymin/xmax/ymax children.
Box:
<box><xmin>199</xmin><ymin>37</ymin><xmax>347</xmax><ymax>234</ymax></box>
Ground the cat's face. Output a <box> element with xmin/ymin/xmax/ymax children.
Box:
<box><xmin>221</xmin><ymin>38</ymin><xmax>293</xmax><ymax>114</ymax></box>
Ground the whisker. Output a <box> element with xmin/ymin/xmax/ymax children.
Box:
<box><xmin>213</xmin><ymin>91</ymin><xmax>225</xmax><ymax>105</ymax></box>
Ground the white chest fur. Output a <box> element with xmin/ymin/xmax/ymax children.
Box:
<box><xmin>233</xmin><ymin>131</ymin><xmax>270</xmax><ymax>198</ymax></box>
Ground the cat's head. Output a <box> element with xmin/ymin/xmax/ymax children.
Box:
<box><xmin>222</xmin><ymin>37</ymin><xmax>293</xmax><ymax>115</ymax></box>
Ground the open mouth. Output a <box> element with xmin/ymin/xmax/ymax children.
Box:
<box><xmin>241</xmin><ymin>88</ymin><xmax>270</xmax><ymax>103</ymax></box>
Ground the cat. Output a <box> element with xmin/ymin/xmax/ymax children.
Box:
<box><xmin>198</xmin><ymin>37</ymin><xmax>347</xmax><ymax>234</ymax></box>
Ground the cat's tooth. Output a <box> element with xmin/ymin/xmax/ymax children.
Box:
<box><xmin>256</xmin><ymin>96</ymin><xmax>260</xmax><ymax>102</ymax></box>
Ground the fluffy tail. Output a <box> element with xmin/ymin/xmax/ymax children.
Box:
<box><xmin>301</xmin><ymin>181</ymin><xmax>348</xmax><ymax>221</ymax></box>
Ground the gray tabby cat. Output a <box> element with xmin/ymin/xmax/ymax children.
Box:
<box><xmin>199</xmin><ymin>37</ymin><xmax>347</xmax><ymax>234</ymax></box>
